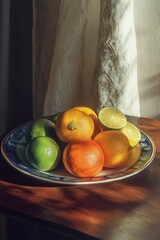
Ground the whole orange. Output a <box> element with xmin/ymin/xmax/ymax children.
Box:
<box><xmin>62</xmin><ymin>140</ymin><xmax>104</xmax><ymax>177</ymax></box>
<box><xmin>72</xmin><ymin>106</ymin><xmax>103</xmax><ymax>139</ymax></box>
<box><xmin>55</xmin><ymin>108</ymin><xmax>94</xmax><ymax>143</ymax></box>
<box><xmin>94</xmin><ymin>130</ymin><xmax>131</xmax><ymax>168</ymax></box>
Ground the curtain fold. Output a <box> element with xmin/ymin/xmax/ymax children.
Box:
<box><xmin>43</xmin><ymin>0</ymin><xmax>100</xmax><ymax>115</ymax></box>
<box><xmin>32</xmin><ymin>0</ymin><xmax>140</xmax><ymax>118</ymax></box>
<box><xmin>97</xmin><ymin>0</ymin><xmax>140</xmax><ymax>116</ymax></box>
<box><xmin>32</xmin><ymin>0</ymin><xmax>61</xmax><ymax>118</ymax></box>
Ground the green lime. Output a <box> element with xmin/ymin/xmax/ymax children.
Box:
<box><xmin>98</xmin><ymin>107</ymin><xmax>127</xmax><ymax>130</ymax></box>
<box><xmin>25</xmin><ymin>118</ymin><xmax>56</xmax><ymax>142</ymax></box>
<box><xmin>25</xmin><ymin>136</ymin><xmax>61</xmax><ymax>171</ymax></box>
<box><xmin>49</xmin><ymin>112</ymin><xmax>60</xmax><ymax>123</ymax></box>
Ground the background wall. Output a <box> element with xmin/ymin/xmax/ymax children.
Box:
<box><xmin>0</xmin><ymin>0</ymin><xmax>160</xmax><ymax>136</ymax></box>
<box><xmin>8</xmin><ymin>0</ymin><xmax>33</xmax><ymax>129</ymax></box>
<box><xmin>134</xmin><ymin>0</ymin><xmax>160</xmax><ymax>119</ymax></box>
<box><xmin>32</xmin><ymin>0</ymin><xmax>160</xmax><ymax>120</ymax></box>
<box><xmin>0</xmin><ymin>0</ymin><xmax>33</xmax><ymax>135</ymax></box>
<box><xmin>0</xmin><ymin>0</ymin><xmax>10</xmax><ymax>135</ymax></box>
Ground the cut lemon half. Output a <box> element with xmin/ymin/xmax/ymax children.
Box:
<box><xmin>98</xmin><ymin>107</ymin><xmax>127</xmax><ymax>129</ymax></box>
<box><xmin>120</xmin><ymin>122</ymin><xmax>141</xmax><ymax>147</ymax></box>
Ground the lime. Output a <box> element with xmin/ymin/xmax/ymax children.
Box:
<box><xmin>25</xmin><ymin>118</ymin><xmax>55</xmax><ymax>142</ymax></box>
<box><xmin>98</xmin><ymin>107</ymin><xmax>127</xmax><ymax>129</ymax></box>
<box><xmin>25</xmin><ymin>136</ymin><xmax>61</xmax><ymax>171</ymax></box>
<box><xmin>120</xmin><ymin>122</ymin><xmax>141</xmax><ymax>147</ymax></box>
<box><xmin>51</xmin><ymin>112</ymin><xmax>61</xmax><ymax>124</ymax></box>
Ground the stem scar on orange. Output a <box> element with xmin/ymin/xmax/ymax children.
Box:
<box><xmin>55</xmin><ymin>108</ymin><xmax>94</xmax><ymax>143</ymax></box>
<box><xmin>62</xmin><ymin>140</ymin><xmax>104</xmax><ymax>177</ymax></box>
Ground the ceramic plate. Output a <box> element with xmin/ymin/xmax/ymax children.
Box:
<box><xmin>1</xmin><ymin>120</ymin><xmax>156</xmax><ymax>185</ymax></box>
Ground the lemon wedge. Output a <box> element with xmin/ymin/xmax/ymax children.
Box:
<box><xmin>120</xmin><ymin>122</ymin><xmax>141</xmax><ymax>147</ymax></box>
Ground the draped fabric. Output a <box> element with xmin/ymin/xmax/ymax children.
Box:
<box><xmin>32</xmin><ymin>0</ymin><xmax>140</xmax><ymax>118</ymax></box>
<box><xmin>97</xmin><ymin>0</ymin><xmax>139</xmax><ymax>115</ymax></box>
<box><xmin>44</xmin><ymin>0</ymin><xmax>100</xmax><ymax>115</ymax></box>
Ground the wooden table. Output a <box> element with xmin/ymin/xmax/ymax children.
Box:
<box><xmin>0</xmin><ymin>116</ymin><xmax>160</xmax><ymax>240</ymax></box>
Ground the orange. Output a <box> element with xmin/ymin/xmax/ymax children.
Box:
<box><xmin>62</xmin><ymin>140</ymin><xmax>104</xmax><ymax>177</ymax></box>
<box><xmin>94</xmin><ymin>130</ymin><xmax>131</xmax><ymax>168</ymax></box>
<box><xmin>90</xmin><ymin>115</ymin><xmax>103</xmax><ymax>139</ymax></box>
<box><xmin>73</xmin><ymin>106</ymin><xmax>103</xmax><ymax>139</ymax></box>
<box><xmin>55</xmin><ymin>108</ymin><xmax>94</xmax><ymax>143</ymax></box>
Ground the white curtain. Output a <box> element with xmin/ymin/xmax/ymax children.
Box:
<box><xmin>32</xmin><ymin>0</ymin><xmax>140</xmax><ymax>118</ymax></box>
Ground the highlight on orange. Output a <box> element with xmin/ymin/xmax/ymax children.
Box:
<box><xmin>62</xmin><ymin>140</ymin><xmax>105</xmax><ymax>177</ymax></box>
<box><xmin>94</xmin><ymin>130</ymin><xmax>131</xmax><ymax>168</ymax></box>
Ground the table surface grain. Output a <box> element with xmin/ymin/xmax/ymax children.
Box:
<box><xmin>0</xmin><ymin>115</ymin><xmax>160</xmax><ymax>240</ymax></box>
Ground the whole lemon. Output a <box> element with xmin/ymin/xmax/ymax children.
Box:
<box><xmin>94</xmin><ymin>130</ymin><xmax>131</xmax><ymax>168</ymax></box>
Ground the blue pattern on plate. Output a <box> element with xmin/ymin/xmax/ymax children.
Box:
<box><xmin>1</xmin><ymin>121</ymin><xmax>156</xmax><ymax>185</ymax></box>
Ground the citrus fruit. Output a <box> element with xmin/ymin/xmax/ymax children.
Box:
<box><xmin>62</xmin><ymin>140</ymin><xmax>104</xmax><ymax>177</ymax></box>
<box><xmin>26</xmin><ymin>136</ymin><xmax>61</xmax><ymax>171</ymax></box>
<box><xmin>51</xmin><ymin>112</ymin><xmax>61</xmax><ymax>124</ymax></box>
<box><xmin>91</xmin><ymin>115</ymin><xmax>103</xmax><ymax>139</ymax></box>
<box><xmin>55</xmin><ymin>108</ymin><xmax>94</xmax><ymax>143</ymax></box>
<box><xmin>72</xmin><ymin>106</ymin><xmax>97</xmax><ymax>118</ymax></box>
<box><xmin>25</xmin><ymin>118</ymin><xmax>55</xmax><ymax>142</ymax></box>
<box><xmin>94</xmin><ymin>130</ymin><xmax>131</xmax><ymax>168</ymax></box>
<box><xmin>73</xmin><ymin>106</ymin><xmax>103</xmax><ymax>138</ymax></box>
<box><xmin>98</xmin><ymin>107</ymin><xmax>127</xmax><ymax>129</ymax></box>
<box><xmin>120</xmin><ymin>122</ymin><xmax>141</xmax><ymax>147</ymax></box>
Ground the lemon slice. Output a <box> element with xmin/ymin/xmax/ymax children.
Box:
<box><xmin>98</xmin><ymin>107</ymin><xmax>127</xmax><ymax>129</ymax></box>
<box><xmin>120</xmin><ymin>122</ymin><xmax>141</xmax><ymax>147</ymax></box>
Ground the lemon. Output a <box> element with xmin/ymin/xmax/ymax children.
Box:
<box><xmin>73</xmin><ymin>106</ymin><xmax>98</xmax><ymax>117</ymax></box>
<box><xmin>98</xmin><ymin>107</ymin><xmax>127</xmax><ymax>130</ymax></box>
<box><xmin>120</xmin><ymin>122</ymin><xmax>141</xmax><ymax>147</ymax></box>
<box><xmin>26</xmin><ymin>136</ymin><xmax>61</xmax><ymax>171</ymax></box>
<box><xmin>94</xmin><ymin>130</ymin><xmax>131</xmax><ymax>168</ymax></box>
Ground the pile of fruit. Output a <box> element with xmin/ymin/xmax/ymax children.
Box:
<box><xmin>25</xmin><ymin>106</ymin><xmax>141</xmax><ymax>177</ymax></box>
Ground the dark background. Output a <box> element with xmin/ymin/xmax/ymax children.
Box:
<box><xmin>0</xmin><ymin>0</ymin><xmax>33</xmax><ymax>134</ymax></box>
<box><xmin>0</xmin><ymin>0</ymin><xmax>34</xmax><ymax>238</ymax></box>
<box><xmin>8</xmin><ymin>0</ymin><xmax>33</xmax><ymax>129</ymax></box>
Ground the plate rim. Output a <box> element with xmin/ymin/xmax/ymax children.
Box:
<box><xmin>1</xmin><ymin>121</ymin><xmax>156</xmax><ymax>185</ymax></box>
